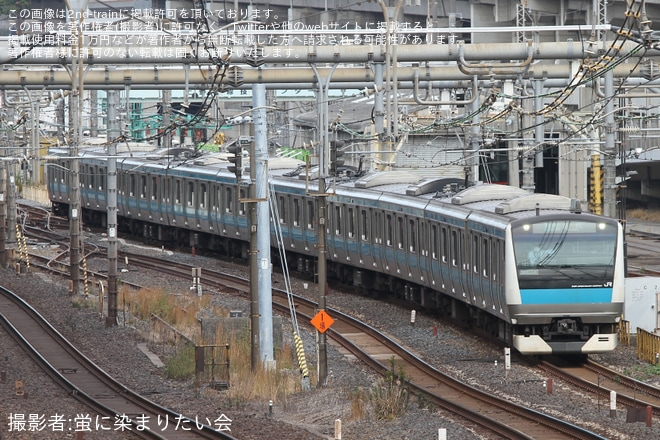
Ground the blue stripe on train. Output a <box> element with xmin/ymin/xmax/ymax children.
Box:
<box><xmin>520</xmin><ymin>288</ymin><xmax>612</xmax><ymax>304</ymax></box>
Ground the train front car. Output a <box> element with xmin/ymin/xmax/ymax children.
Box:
<box><xmin>505</xmin><ymin>213</ymin><xmax>625</xmax><ymax>355</ymax></box>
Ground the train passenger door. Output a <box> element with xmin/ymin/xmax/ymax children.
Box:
<box><xmin>147</xmin><ymin>174</ymin><xmax>158</xmax><ymax>223</ymax></box>
<box><xmin>492</xmin><ymin>238</ymin><xmax>505</xmax><ymax>317</ymax></box>
<box><xmin>303</xmin><ymin>198</ymin><xmax>316</xmax><ymax>253</ymax></box>
<box><xmin>198</xmin><ymin>182</ymin><xmax>209</xmax><ymax>231</ymax></box>
<box><xmin>406</xmin><ymin>217</ymin><xmax>421</xmax><ymax>283</ymax></box>
<box><xmin>172</xmin><ymin>178</ymin><xmax>184</xmax><ymax>226</ymax></box>
<box><xmin>371</xmin><ymin>210</ymin><xmax>383</xmax><ymax>272</ymax></box>
<box><xmin>330</xmin><ymin>203</ymin><xmax>347</xmax><ymax>263</ymax></box>
<box><xmin>429</xmin><ymin>224</ymin><xmax>441</xmax><ymax>290</ymax></box>
<box><xmin>448</xmin><ymin>226</ymin><xmax>464</xmax><ymax>300</ymax></box>
<box><xmin>395</xmin><ymin>215</ymin><xmax>407</xmax><ymax>279</ymax></box>
<box><xmin>97</xmin><ymin>165</ymin><xmax>107</xmax><ymax>213</ymax></box>
<box><xmin>358</xmin><ymin>208</ymin><xmax>371</xmax><ymax>268</ymax></box>
<box><xmin>383</xmin><ymin>213</ymin><xmax>396</xmax><ymax>275</ymax></box>
<box><xmin>183</xmin><ymin>179</ymin><xmax>195</xmax><ymax>227</ymax></box>
<box><xmin>480</xmin><ymin>236</ymin><xmax>496</xmax><ymax>313</ymax></box>
<box><xmin>346</xmin><ymin>206</ymin><xmax>358</xmax><ymax>264</ymax></box>
<box><xmin>418</xmin><ymin>220</ymin><xmax>429</xmax><ymax>286</ymax></box>
<box><xmin>209</xmin><ymin>183</ymin><xmax>221</xmax><ymax>234</ymax></box>
<box><xmin>469</xmin><ymin>232</ymin><xmax>485</xmax><ymax>309</ymax></box>
<box><xmin>291</xmin><ymin>197</ymin><xmax>302</xmax><ymax>250</ymax></box>
<box><xmin>136</xmin><ymin>174</ymin><xmax>148</xmax><ymax>220</ymax></box>
<box><xmin>276</xmin><ymin>194</ymin><xmax>292</xmax><ymax>249</ymax></box>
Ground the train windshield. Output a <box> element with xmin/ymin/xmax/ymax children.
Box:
<box><xmin>512</xmin><ymin>219</ymin><xmax>617</xmax><ymax>289</ymax></box>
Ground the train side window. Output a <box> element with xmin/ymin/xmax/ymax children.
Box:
<box><xmin>442</xmin><ymin>228</ymin><xmax>449</xmax><ymax>263</ymax></box>
<box><xmin>335</xmin><ymin>205</ymin><xmax>342</xmax><ymax>235</ymax></box>
<box><xmin>397</xmin><ymin>216</ymin><xmax>405</xmax><ymax>250</ymax></box>
<box><xmin>293</xmin><ymin>198</ymin><xmax>300</xmax><ymax>227</ymax></box>
<box><xmin>200</xmin><ymin>183</ymin><xmax>207</xmax><ymax>209</ymax></box>
<box><xmin>187</xmin><ymin>182</ymin><xmax>194</xmax><ymax>207</ymax></box>
<box><xmin>409</xmin><ymin>219</ymin><xmax>416</xmax><ymax>253</ymax></box>
<box><xmin>431</xmin><ymin>225</ymin><xmax>438</xmax><ymax>259</ymax></box>
<box><xmin>307</xmin><ymin>200</ymin><xmax>315</xmax><ymax>230</ymax></box>
<box><xmin>225</xmin><ymin>187</ymin><xmax>233</xmax><ymax>213</ymax></box>
<box><xmin>348</xmin><ymin>207</ymin><xmax>355</xmax><ymax>238</ymax></box>
<box><xmin>360</xmin><ymin>209</ymin><xmax>368</xmax><ymax>241</ymax></box>
<box><xmin>151</xmin><ymin>177</ymin><xmax>158</xmax><ymax>201</ymax></box>
<box><xmin>386</xmin><ymin>214</ymin><xmax>393</xmax><ymax>246</ymax></box>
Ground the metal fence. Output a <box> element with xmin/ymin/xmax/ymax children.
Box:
<box><xmin>636</xmin><ymin>327</ymin><xmax>660</xmax><ymax>364</ymax></box>
<box><xmin>618</xmin><ymin>320</ymin><xmax>631</xmax><ymax>347</ymax></box>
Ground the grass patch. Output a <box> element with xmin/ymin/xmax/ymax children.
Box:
<box><xmin>223</xmin><ymin>331</ymin><xmax>303</xmax><ymax>406</ymax></box>
<box><xmin>368</xmin><ymin>357</ymin><xmax>411</xmax><ymax>421</ymax></box>
<box><xmin>623</xmin><ymin>363</ymin><xmax>660</xmax><ymax>381</ymax></box>
<box><xmin>627</xmin><ymin>208</ymin><xmax>660</xmax><ymax>222</ymax></box>
<box><xmin>72</xmin><ymin>295</ymin><xmax>97</xmax><ymax>309</ymax></box>
<box><xmin>164</xmin><ymin>343</ymin><xmax>196</xmax><ymax>380</ymax></box>
<box><xmin>121</xmin><ymin>285</ymin><xmax>309</xmax><ymax>405</ymax></box>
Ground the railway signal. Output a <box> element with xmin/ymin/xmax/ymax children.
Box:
<box><xmin>227</xmin><ymin>145</ymin><xmax>243</xmax><ymax>180</ymax></box>
<box><xmin>329</xmin><ymin>140</ymin><xmax>345</xmax><ymax>176</ymax></box>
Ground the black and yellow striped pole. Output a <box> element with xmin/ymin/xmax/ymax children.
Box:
<box><xmin>15</xmin><ymin>224</ymin><xmax>30</xmax><ymax>272</ymax></box>
<box><xmin>82</xmin><ymin>257</ymin><xmax>89</xmax><ymax>296</ymax></box>
<box><xmin>293</xmin><ymin>331</ymin><xmax>310</xmax><ymax>390</ymax></box>
<box><xmin>589</xmin><ymin>154</ymin><xmax>604</xmax><ymax>214</ymax></box>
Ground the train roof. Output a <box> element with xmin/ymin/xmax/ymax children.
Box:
<box><xmin>52</xmin><ymin>147</ymin><xmax>599</xmax><ymax>224</ymax></box>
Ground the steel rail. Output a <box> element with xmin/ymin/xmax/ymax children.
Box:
<box><xmin>0</xmin><ymin>286</ymin><xmax>236</xmax><ymax>440</ymax></box>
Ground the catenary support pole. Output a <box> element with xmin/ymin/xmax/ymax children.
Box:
<box><xmin>0</xmin><ymin>164</ymin><xmax>6</xmax><ymax>268</ymax></box>
<box><xmin>604</xmin><ymin>68</ymin><xmax>617</xmax><ymax>218</ymax></box>
<box><xmin>254</xmin><ymin>82</ymin><xmax>274</xmax><ymax>368</ymax></box>
<box><xmin>106</xmin><ymin>90</ymin><xmax>119</xmax><ymax>326</ymax></box>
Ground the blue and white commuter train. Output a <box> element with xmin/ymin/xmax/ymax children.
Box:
<box><xmin>46</xmin><ymin>145</ymin><xmax>625</xmax><ymax>355</ymax></box>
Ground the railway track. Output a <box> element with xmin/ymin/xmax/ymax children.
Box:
<box><xmin>0</xmin><ymin>285</ymin><xmax>236</xmax><ymax>440</ymax></box>
<box><xmin>536</xmin><ymin>357</ymin><xmax>660</xmax><ymax>417</ymax></box>
<box><xmin>14</xmin><ymin>202</ymin><xmax>660</xmax><ymax>438</ymax></box>
<box><xmin>26</xmin><ymin>245</ymin><xmax>610</xmax><ymax>440</ymax></box>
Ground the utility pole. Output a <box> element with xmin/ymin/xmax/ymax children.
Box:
<box><xmin>7</xmin><ymin>156</ymin><xmax>16</xmax><ymax>246</ymax></box>
<box><xmin>470</xmin><ymin>76</ymin><xmax>480</xmax><ymax>184</ymax></box>
<box><xmin>89</xmin><ymin>90</ymin><xmax>98</xmax><ymax>137</ymax></box>
<box><xmin>311</xmin><ymin>63</ymin><xmax>338</xmax><ymax>388</ymax></box>
<box><xmin>521</xmin><ymin>82</ymin><xmax>535</xmax><ymax>193</ymax></box>
<box><xmin>0</xmin><ymin>163</ymin><xmax>6</xmax><ymax>268</ymax></box>
<box><xmin>254</xmin><ymin>83</ymin><xmax>274</xmax><ymax>368</ymax></box>
<box><xmin>66</xmin><ymin>0</ymin><xmax>89</xmax><ymax>296</ymax></box>
<box><xmin>106</xmin><ymin>90</ymin><xmax>119</xmax><ymax>326</ymax></box>
<box><xmin>603</xmin><ymin>69</ymin><xmax>617</xmax><ymax>218</ymax></box>
<box><xmin>161</xmin><ymin>90</ymin><xmax>172</xmax><ymax>148</ymax></box>
<box><xmin>249</xmin><ymin>125</ymin><xmax>260</xmax><ymax>372</ymax></box>
<box><xmin>534</xmin><ymin>79</ymin><xmax>545</xmax><ymax>174</ymax></box>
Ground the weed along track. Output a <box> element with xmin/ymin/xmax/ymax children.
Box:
<box><xmin>14</xmin><ymin>201</ymin><xmax>660</xmax><ymax>439</ymax></box>
<box><xmin>40</xmin><ymin>244</ymin><xmax>610</xmax><ymax>440</ymax></box>
<box><xmin>0</xmin><ymin>285</ymin><xmax>236</xmax><ymax>440</ymax></box>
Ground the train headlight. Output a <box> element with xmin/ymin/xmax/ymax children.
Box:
<box><xmin>523</xmin><ymin>224</ymin><xmax>530</xmax><ymax>232</ymax></box>
<box><xmin>598</xmin><ymin>222</ymin><xmax>606</xmax><ymax>230</ymax></box>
